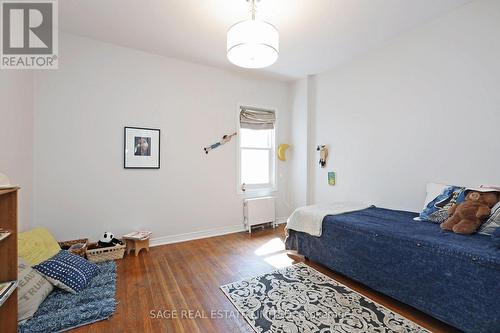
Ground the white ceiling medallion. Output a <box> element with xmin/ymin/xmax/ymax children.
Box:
<box><xmin>227</xmin><ymin>0</ymin><xmax>279</xmax><ymax>69</ymax></box>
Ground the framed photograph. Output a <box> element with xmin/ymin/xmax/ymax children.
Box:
<box><xmin>124</xmin><ymin>127</ymin><xmax>160</xmax><ymax>169</ymax></box>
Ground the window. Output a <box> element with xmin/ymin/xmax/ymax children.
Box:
<box><xmin>238</xmin><ymin>106</ymin><xmax>276</xmax><ymax>193</ymax></box>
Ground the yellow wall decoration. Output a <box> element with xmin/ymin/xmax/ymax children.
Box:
<box><xmin>277</xmin><ymin>144</ymin><xmax>290</xmax><ymax>161</ymax></box>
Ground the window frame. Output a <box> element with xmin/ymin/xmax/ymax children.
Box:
<box><xmin>236</xmin><ymin>104</ymin><xmax>278</xmax><ymax>195</ymax></box>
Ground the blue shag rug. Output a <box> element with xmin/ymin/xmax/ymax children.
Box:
<box><xmin>19</xmin><ymin>261</ymin><xmax>117</xmax><ymax>333</ymax></box>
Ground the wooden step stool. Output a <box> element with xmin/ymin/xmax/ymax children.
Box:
<box><xmin>125</xmin><ymin>237</ymin><xmax>150</xmax><ymax>256</ymax></box>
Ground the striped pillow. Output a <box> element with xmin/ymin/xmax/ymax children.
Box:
<box><xmin>478</xmin><ymin>202</ymin><xmax>500</xmax><ymax>235</ymax></box>
<box><xmin>34</xmin><ymin>250</ymin><xmax>99</xmax><ymax>293</ymax></box>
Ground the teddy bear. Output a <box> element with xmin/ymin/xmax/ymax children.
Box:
<box><xmin>440</xmin><ymin>191</ymin><xmax>500</xmax><ymax>234</ymax></box>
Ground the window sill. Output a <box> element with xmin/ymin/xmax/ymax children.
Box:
<box><xmin>238</xmin><ymin>187</ymin><xmax>277</xmax><ymax>197</ymax></box>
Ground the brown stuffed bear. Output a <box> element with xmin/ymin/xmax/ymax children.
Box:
<box><xmin>441</xmin><ymin>191</ymin><xmax>500</xmax><ymax>234</ymax></box>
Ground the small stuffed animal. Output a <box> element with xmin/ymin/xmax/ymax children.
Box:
<box><xmin>317</xmin><ymin>145</ymin><xmax>328</xmax><ymax>168</ymax></box>
<box><xmin>98</xmin><ymin>231</ymin><xmax>123</xmax><ymax>248</ymax></box>
<box><xmin>440</xmin><ymin>191</ymin><xmax>500</xmax><ymax>234</ymax></box>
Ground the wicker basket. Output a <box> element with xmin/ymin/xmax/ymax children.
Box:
<box><xmin>86</xmin><ymin>241</ymin><xmax>126</xmax><ymax>263</ymax></box>
<box><xmin>58</xmin><ymin>238</ymin><xmax>88</xmax><ymax>258</ymax></box>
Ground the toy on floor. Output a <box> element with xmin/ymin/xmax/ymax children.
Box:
<box><xmin>277</xmin><ymin>144</ymin><xmax>290</xmax><ymax>161</ymax></box>
<box><xmin>317</xmin><ymin>145</ymin><xmax>328</xmax><ymax>168</ymax></box>
<box><xmin>441</xmin><ymin>190</ymin><xmax>500</xmax><ymax>234</ymax></box>
<box><xmin>97</xmin><ymin>232</ymin><xmax>123</xmax><ymax>248</ymax></box>
<box><xmin>204</xmin><ymin>132</ymin><xmax>237</xmax><ymax>154</ymax></box>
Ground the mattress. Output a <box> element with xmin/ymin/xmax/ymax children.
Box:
<box><xmin>285</xmin><ymin>207</ymin><xmax>500</xmax><ymax>333</ymax></box>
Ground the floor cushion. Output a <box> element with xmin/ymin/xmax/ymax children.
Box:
<box><xmin>18</xmin><ymin>261</ymin><xmax>117</xmax><ymax>333</ymax></box>
<box><xmin>18</xmin><ymin>257</ymin><xmax>54</xmax><ymax>322</ymax></box>
<box><xmin>18</xmin><ymin>227</ymin><xmax>61</xmax><ymax>266</ymax></box>
<box><xmin>34</xmin><ymin>250</ymin><xmax>100</xmax><ymax>294</ymax></box>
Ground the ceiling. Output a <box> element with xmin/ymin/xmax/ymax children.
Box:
<box><xmin>59</xmin><ymin>0</ymin><xmax>471</xmax><ymax>81</ymax></box>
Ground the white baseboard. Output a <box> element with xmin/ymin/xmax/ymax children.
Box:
<box><xmin>276</xmin><ymin>217</ymin><xmax>288</xmax><ymax>224</ymax></box>
<box><xmin>150</xmin><ymin>216</ymin><xmax>289</xmax><ymax>247</ymax></box>
<box><xmin>150</xmin><ymin>224</ymin><xmax>246</xmax><ymax>247</ymax></box>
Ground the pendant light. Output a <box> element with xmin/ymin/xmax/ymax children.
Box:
<box><xmin>227</xmin><ymin>0</ymin><xmax>279</xmax><ymax>69</ymax></box>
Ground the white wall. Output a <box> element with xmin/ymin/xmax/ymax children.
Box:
<box><xmin>33</xmin><ymin>33</ymin><xmax>292</xmax><ymax>242</ymax></box>
<box><xmin>307</xmin><ymin>0</ymin><xmax>500</xmax><ymax>212</ymax></box>
<box><xmin>0</xmin><ymin>71</ymin><xmax>34</xmax><ymax>230</ymax></box>
<box><xmin>288</xmin><ymin>78</ymin><xmax>308</xmax><ymax>209</ymax></box>
<box><xmin>12</xmin><ymin>0</ymin><xmax>500</xmax><ymax>239</ymax></box>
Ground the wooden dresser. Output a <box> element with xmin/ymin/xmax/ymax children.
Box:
<box><xmin>0</xmin><ymin>188</ymin><xmax>19</xmax><ymax>332</ymax></box>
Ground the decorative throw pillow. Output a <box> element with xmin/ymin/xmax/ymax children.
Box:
<box><xmin>18</xmin><ymin>227</ymin><xmax>61</xmax><ymax>266</ymax></box>
<box><xmin>414</xmin><ymin>183</ymin><xmax>450</xmax><ymax>221</ymax></box>
<box><xmin>421</xmin><ymin>183</ymin><xmax>449</xmax><ymax>210</ymax></box>
<box><xmin>34</xmin><ymin>250</ymin><xmax>99</xmax><ymax>294</ymax></box>
<box><xmin>478</xmin><ymin>201</ymin><xmax>500</xmax><ymax>235</ymax></box>
<box><xmin>418</xmin><ymin>185</ymin><xmax>467</xmax><ymax>223</ymax></box>
<box><xmin>18</xmin><ymin>257</ymin><xmax>54</xmax><ymax>322</ymax></box>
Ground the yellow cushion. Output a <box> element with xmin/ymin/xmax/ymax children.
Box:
<box><xmin>18</xmin><ymin>228</ymin><xmax>61</xmax><ymax>265</ymax></box>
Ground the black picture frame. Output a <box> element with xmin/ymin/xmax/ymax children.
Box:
<box><xmin>123</xmin><ymin>126</ymin><xmax>161</xmax><ymax>169</ymax></box>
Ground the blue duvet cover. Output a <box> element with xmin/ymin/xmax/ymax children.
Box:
<box><xmin>285</xmin><ymin>207</ymin><xmax>500</xmax><ymax>333</ymax></box>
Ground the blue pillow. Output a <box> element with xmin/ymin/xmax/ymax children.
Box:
<box><xmin>490</xmin><ymin>226</ymin><xmax>500</xmax><ymax>247</ymax></box>
<box><xmin>34</xmin><ymin>250</ymin><xmax>99</xmax><ymax>293</ymax></box>
<box><xmin>418</xmin><ymin>186</ymin><xmax>466</xmax><ymax>223</ymax></box>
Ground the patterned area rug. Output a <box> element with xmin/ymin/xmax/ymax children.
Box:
<box><xmin>19</xmin><ymin>261</ymin><xmax>117</xmax><ymax>333</ymax></box>
<box><xmin>221</xmin><ymin>263</ymin><xmax>429</xmax><ymax>333</ymax></box>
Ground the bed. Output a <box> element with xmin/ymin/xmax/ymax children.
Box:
<box><xmin>285</xmin><ymin>206</ymin><xmax>500</xmax><ymax>333</ymax></box>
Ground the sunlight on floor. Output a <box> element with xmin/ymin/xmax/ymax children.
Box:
<box><xmin>254</xmin><ymin>237</ymin><xmax>293</xmax><ymax>269</ymax></box>
<box><xmin>254</xmin><ymin>237</ymin><xmax>285</xmax><ymax>256</ymax></box>
<box><xmin>264</xmin><ymin>253</ymin><xmax>294</xmax><ymax>268</ymax></box>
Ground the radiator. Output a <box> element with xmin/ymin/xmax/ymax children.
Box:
<box><xmin>243</xmin><ymin>196</ymin><xmax>276</xmax><ymax>233</ymax></box>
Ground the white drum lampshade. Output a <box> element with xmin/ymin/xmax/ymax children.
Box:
<box><xmin>227</xmin><ymin>19</ymin><xmax>279</xmax><ymax>69</ymax></box>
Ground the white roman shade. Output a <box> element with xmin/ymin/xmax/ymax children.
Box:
<box><xmin>240</xmin><ymin>106</ymin><xmax>276</xmax><ymax>130</ymax></box>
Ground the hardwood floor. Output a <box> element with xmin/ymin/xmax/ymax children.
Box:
<box><xmin>71</xmin><ymin>225</ymin><xmax>461</xmax><ymax>333</ymax></box>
